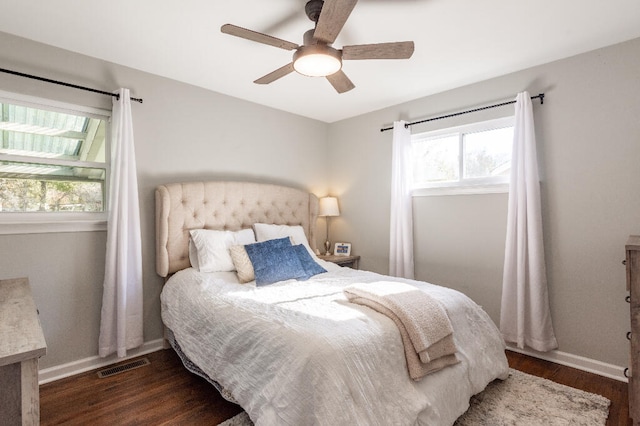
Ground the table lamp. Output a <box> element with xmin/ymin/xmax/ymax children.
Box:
<box><xmin>319</xmin><ymin>196</ymin><xmax>340</xmax><ymax>255</ymax></box>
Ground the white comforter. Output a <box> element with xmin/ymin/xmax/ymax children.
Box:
<box><xmin>161</xmin><ymin>266</ymin><xmax>508</xmax><ymax>426</ymax></box>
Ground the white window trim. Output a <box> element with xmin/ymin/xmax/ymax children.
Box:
<box><xmin>412</xmin><ymin>183</ymin><xmax>509</xmax><ymax>197</ymax></box>
<box><xmin>0</xmin><ymin>153</ymin><xmax>104</xmax><ymax>169</ymax></box>
<box><xmin>412</xmin><ymin>116</ymin><xmax>514</xmax><ymax>197</ymax></box>
<box><xmin>0</xmin><ymin>90</ymin><xmax>111</xmax><ymax>234</ymax></box>
<box><xmin>0</xmin><ymin>90</ymin><xmax>109</xmax><ymax>118</ymax></box>
<box><xmin>0</xmin><ymin>212</ymin><xmax>107</xmax><ymax>234</ymax></box>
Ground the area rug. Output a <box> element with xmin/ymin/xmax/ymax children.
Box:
<box><xmin>218</xmin><ymin>369</ymin><xmax>610</xmax><ymax>425</ymax></box>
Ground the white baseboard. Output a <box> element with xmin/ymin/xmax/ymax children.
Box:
<box><xmin>38</xmin><ymin>339</ymin><xmax>165</xmax><ymax>385</ymax></box>
<box><xmin>506</xmin><ymin>343</ymin><xmax>627</xmax><ymax>383</ymax></box>
<box><xmin>38</xmin><ymin>339</ymin><xmax>627</xmax><ymax>385</ymax></box>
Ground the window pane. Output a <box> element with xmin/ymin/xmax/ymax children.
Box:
<box><xmin>0</xmin><ymin>103</ymin><xmax>106</xmax><ymax>162</ymax></box>
<box><xmin>0</xmin><ymin>96</ymin><xmax>109</xmax><ymax>216</ymax></box>
<box><xmin>0</xmin><ymin>161</ymin><xmax>105</xmax><ymax>212</ymax></box>
<box><xmin>463</xmin><ymin>127</ymin><xmax>513</xmax><ymax>179</ymax></box>
<box><xmin>0</xmin><ymin>177</ymin><xmax>104</xmax><ymax>212</ymax></box>
<box><xmin>412</xmin><ymin>135</ymin><xmax>459</xmax><ymax>184</ymax></box>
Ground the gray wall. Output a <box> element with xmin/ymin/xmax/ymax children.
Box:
<box><xmin>327</xmin><ymin>37</ymin><xmax>640</xmax><ymax>367</ymax></box>
<box><xmin>0</xmin><ymin>31</ymin><xmax>329</xmax><ymax>369</ymax></box>
<box><xmin>1</xmin><ymin>28</ymin><xmax>639</xmax><ymax>373</ymax></box>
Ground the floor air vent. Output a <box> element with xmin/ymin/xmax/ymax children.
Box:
<box><xmin>97</xmin><ymin>357</ymin><xmax>150</xmax><ymax>379</ymax></box>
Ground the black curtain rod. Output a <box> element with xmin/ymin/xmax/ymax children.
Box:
<box><xmin>380</xmin><ymin>93</ymin><xmax>544</xmax><ymax>132</ymax></box>
<box><xmin>0</xmin><ymin>67</ymin><xmax>143</xmax><ymax>104</ymax></box>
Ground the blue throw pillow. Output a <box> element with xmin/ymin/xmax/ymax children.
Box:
<box><xmin>245</xmin><ymin>238</ymin><xmax>307</xmax><ymax>286</ymax></box>
<box><xmin>292</xmin><ymin>244</ymin><xmax>326</xmax><ymax>280</ymax></box>
<box><xmin>243</xmin><ymin>236</ymin><xmax>291</xmax><ymax>258</ymax></box>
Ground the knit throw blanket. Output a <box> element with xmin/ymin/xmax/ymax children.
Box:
<box><xmin>344</xmin><ymin>281</ymin><xmax>459</xmax><ymax>380</ymax></box>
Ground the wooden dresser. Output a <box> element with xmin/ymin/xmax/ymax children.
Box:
<box><xmin>0</xmin><ymin>277</ymin><xmax>47</xmax><ymax>425</ymax></box>
<box><xmin>627</xmin><ymin>236</ymin><xmax>640</xmax><ymax>423</ymax></box>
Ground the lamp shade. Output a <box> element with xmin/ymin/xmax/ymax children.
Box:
<box><xmin>319</xmin><ymin>197</ymin><xmax>340</xmax><ymax>217</ymax></box>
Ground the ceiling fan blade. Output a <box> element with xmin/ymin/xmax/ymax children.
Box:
<box><xmin>221</xmin><ymin>24</ymin><xmax>299</xmax><ymax>51</ymax></box>
<box><xmin>326</xmin><ymin>70</ymin><xmax>355</xmax><ymax>93</ymax></box>
<box><xmin>314</xmin><ymin>0</ymin><xmax>358</xmax><ymax>44</ymax></box>
<box><xmin>342</xmin><ymin>41</ymin><xmax>415</xmax><ymax>60</ymax></box>
<box><xmin>254</xmin><ymin>63</ymin><xmax>295</xmax><ymax>85</ymax></box>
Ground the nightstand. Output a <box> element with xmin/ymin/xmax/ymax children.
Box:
<box><xmin>318</xmin><ymin>254</ymin><xmax>360</xmax><ymax>269</ymax></box>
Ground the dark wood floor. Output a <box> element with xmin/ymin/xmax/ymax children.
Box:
<box><xmin>40</xmin><ymin>349</ymin><xmax>243</xmax><ymax>426</ymax></box>
<box><xmin>40</xmin><ymin>349</ymin><xmax>630</xmax><ymax>425</ymax></box>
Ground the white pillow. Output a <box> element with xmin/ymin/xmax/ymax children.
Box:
<box><xmin>253</xmin><ymin>223</ymin><xmax>315</xmax><ymax>257</ymax></box>
<box><xmin>189</xmin><ymin>228</ymin><xmax>256</xmax><ymax>272</ymax></box>
<box><xmin>188</xmin><ymin>239</ymin><xmax>200</xmax><ymax>270</ymax></box>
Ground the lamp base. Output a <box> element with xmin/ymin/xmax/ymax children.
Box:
<box><xmin>324</xmin><ymin>240</ymin><xmax>331</xmax><ymax>255</ymax></box>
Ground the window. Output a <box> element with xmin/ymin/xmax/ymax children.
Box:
<box><xmin>0</xmin><ymin>91</ymin><xmax>110</xmax><ymax>233</ymax></box>
<box><xmin>411</xmin><ymin>117</ymin><xmax>514</xmax><ymax>196</ymax></box>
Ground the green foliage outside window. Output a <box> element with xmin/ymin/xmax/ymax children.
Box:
<box><xmin>0</xmin><ymin>178</ymin><xmax>103</xmax><ymax>212</ymax></box>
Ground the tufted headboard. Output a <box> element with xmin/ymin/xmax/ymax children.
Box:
<box><xmin>155</xmin><ymin>181</ymin><xmax>319</xmax><ymax>277</ymax></box>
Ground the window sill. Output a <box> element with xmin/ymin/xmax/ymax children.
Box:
<box><xmin>412</xmin><ymin>183</ymin><xmax>509</xmax><ymax>197</ymax></box>
<box><xmin>0</xmin><ymin>214</ymin><xmax>107</xmax><ymax>235</ymax></box>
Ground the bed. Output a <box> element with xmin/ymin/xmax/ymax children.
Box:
<box><xmin>156</xmin><ymin>181</ymin><xmax>508</xmax><ymax>426</ymax></box>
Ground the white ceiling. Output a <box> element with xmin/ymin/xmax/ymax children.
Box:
<box><xmin>1</xmin><ymin>0</ymin><xmax>639</xmax><ymax>123</ymax></box>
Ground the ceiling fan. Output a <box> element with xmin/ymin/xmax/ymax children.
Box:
<box><xmin>221</xmin><ymin>0</ymin><xmax>415</xmax><ymax>94</ymax></box>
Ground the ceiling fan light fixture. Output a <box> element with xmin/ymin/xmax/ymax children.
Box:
<box><xmin>221</xmin><ymin>0</ymin><xmax>414</xmax><ymax>93</ymax></box>
<box><xmin>293</xmin><ymin>45</ymin><xmax>342</xmax><ymax>77</ymax></box>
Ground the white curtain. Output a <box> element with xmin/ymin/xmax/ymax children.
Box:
<box><xmin>99</xmin><ymin>88</ymin><xmax>144</xmax><ymax>358</ymax></box>
<box><xmin>500</xmin><ymin>91</ymin><xmax>557</xmax><ymax>352</ymax></box>
<box><xmin>389</xmin><ymin>120</ymin><xmax>415</xmax><ymax>279</ymax></box>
